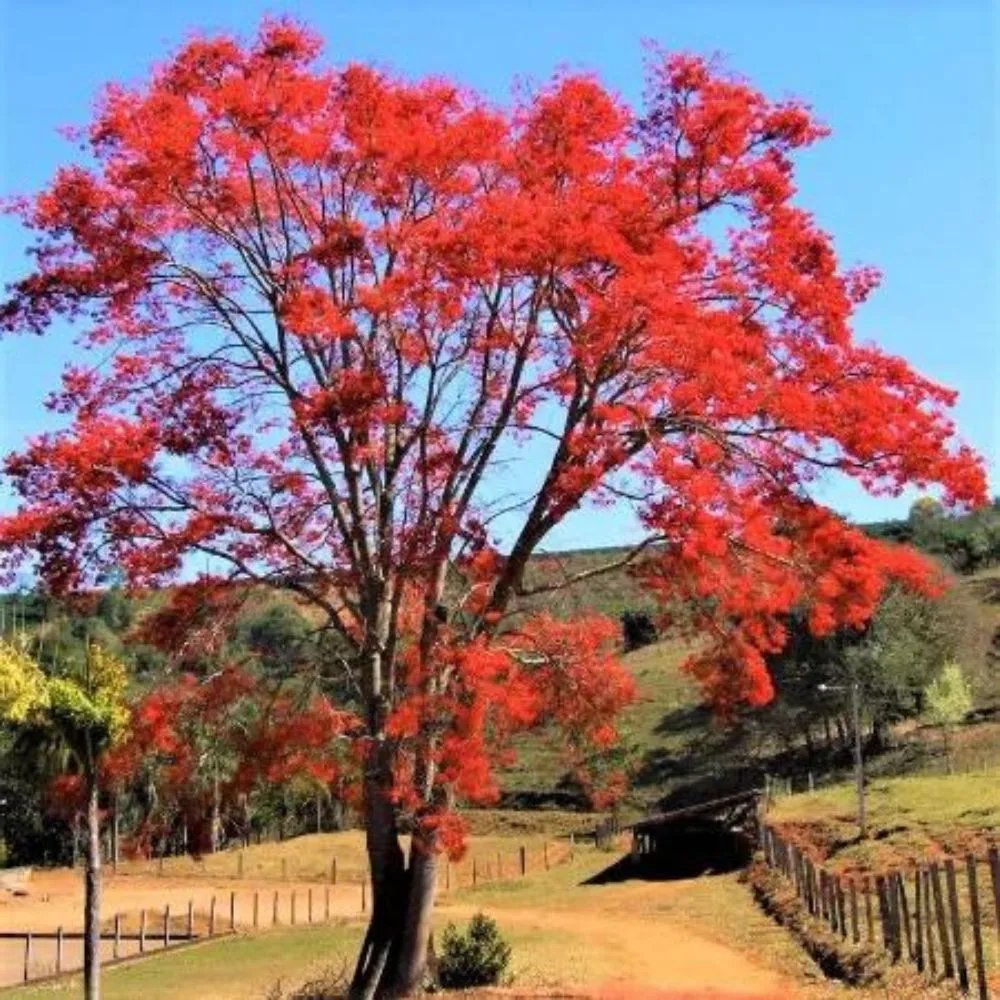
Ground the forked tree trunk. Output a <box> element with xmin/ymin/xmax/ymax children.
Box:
<box><xmin>84</xmin><ymin>776</ymin><xmax>101</xmax><ymax>1000</ymax></box>
<box><xmin>349</xmin><ymin>757</ymin><xmax>439</xmax><ymax>999</ymax></box>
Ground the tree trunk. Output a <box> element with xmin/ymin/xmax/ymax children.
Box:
<box><xmin>349</xmin><ymin>753</ymin><xmax>438</xmax><ymax>999</ymax></box>
<box><xmin>111</xmin><ymin>793</ymin><xmax>119</xmax><ymax>871</ymax></box>
<box><xmin>210</xmin><ymin>772</ymin><xmax>222</xmax><ymax>854</ymax></box>
<box><xmin>835</xmin><ymin>715</ymin><xmax>848</xmax><ymax>749</ymax></box>
<box><xmin>84</xmin><ymin>776</ymin><xmax>102</xmax><ymax>1000</ymax></box>
<box><xmin>391</xmin><ymin>844</ymin><xmax>438</xmax><ymax>996</ymax></box>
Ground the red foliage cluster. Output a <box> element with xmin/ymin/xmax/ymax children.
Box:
<box><xmin>101</xmin><ymin>664</ymin><xmax>359</xmax><ymax>855</ymax></box>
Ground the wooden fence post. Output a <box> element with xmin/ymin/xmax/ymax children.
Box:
<box><xmin>361</xmin><ymin>878</ymin><xmax>367</xmax><ymax>914</ymax></box>
<box><xmin>966</xmin><ymin>855</ymin><xmax>988</xmax><ymax>1000</ymax></box>
<box><xmin>114</xmin><ymin>913</ymin><xmax>121</xmax><ymax>959</ymax></box>
<box><xmin>308</xmin><ymin>887</ymin><xmax>313</xmax><ymax>924</ymax></box>
<box><xmin>23</xmin><ymin>932</ymin><xmax>31</xmax><ymax>983</ymax></box>
<box><xmin>330</xmin><ymin>857</ymin><xmax>337</xmax><ymax>885</ymax></box>
<box><xmin>187</xmin><ymin>899</ymin><xmax>194</xmax><ymax>939</ymax></box>
<box><xmin>520</xmin><ymin>845</ymin><xmax>527</xmax><ymax>876</ymax></box>
<box><xmin>139</xmin><ymin>910</ymin><xmax>146</xmax><ymax>953</ymax></box>
<box><xmin>914</xmin><ymin>869</ymin><xmax>924</xmax><ymax>972</ymax></box>
<box><xmin>835</xmin><ymin>878</ymin><xmax>847</xmax><ymax>940</ymax></box>
<box><xmin>923</xmin><ymin>869</ymin><xmax>937</xmax><ymax>976</ymax></box>
<box><xmin>325</xmin><ymin>886</ymin><xmax>330</xmax><ymax>921</ymax></box>
<box><xmin>164</xmin><ymin>904</ymin><xmax>171</xmax><ymax>948</ymax></box>
<box><xmin>209</xmin><ymin>896</ymin><xmax>217</xmax><ymax>937</ymax></box>
<box><xmin>544</xmin><ymin>842</ymin><xmax>549</xmax><ymax>869</ymax></box>
<box><xmin>988</xmin><ymin>846</ymin><xmax>1000</xmax><ymax>953</ymax></box>
<box><xmin>473</xmin><ymin>858</ymin><xmax>478</xmax><ymax>887</ymax></box>
<box><xmin>497</xmin><ymin>850</ymin><xmax>503</xmax><ymax>879</ymax></box>
<box><xmin>849</xmin><ymin>880</ymin><xmax>860</xmax><ymax>944</ymax></box>
<box><xmin>254</xmin><ymin>890</ymin><xmax>259</xmax><ymax>929</ymax></box>
<box><xmin>896</xmin><ymin>874</ymin><xmax>913</xmax><ymax>961</ymax></box>
<box><xmin>273</xmin><ymin>889</ymin><xmax>279</xmax><ymax>926</ymax></box>
<box><xmin>944</xmin><ymin>858</ymin><xmax>969</xmax><ymax>992</ymax></box>
<box><xmin>291</xmin><ymin>889</ymin><xmax>297</xmax><ymax>925</ymax></box>
<box><xmin>875</xmin><ymin>875</ymin><xmax>891</xmax><ymax>954</ymax></box>
<box><xmin>230</xmin><ymin>890</ymin><xmax>236</xmax><ymax>931</ymax></box>
<box><xmin>56</xmin><ymin>926</ymin><xmax>64</xmax><ymax>973</ymax></box>
<box><xmin>930</xmin><ymin>862</ymin><xmax>955</xmax><ymax>979</ymax></box>
<box><xmin>446</xmin><ymin>860</ymin><xmax>451</xmax><ymax>891</ymax></box>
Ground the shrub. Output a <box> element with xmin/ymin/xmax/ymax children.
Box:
<box><xmin>437</xmin><ymin>912</ymin><xmax>512</xmax><ymax>989</ymax></box>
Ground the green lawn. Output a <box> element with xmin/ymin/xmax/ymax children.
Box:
<box><xmin>768</xmin><ymin>771</ymin><xmax>1000</xmax><ymax>873</ymax></box>
<box><xmin>6</xmin><ymin>923</ymin><xmax>364</xmax><ymax>1000</ymax></box>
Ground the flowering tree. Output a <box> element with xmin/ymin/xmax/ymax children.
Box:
<box><xmin>0</xmin><ymin>639</ymin><xmax>128</xmax><ymax>1000</ymax></box>
<box><xmin>110</xmin><ymin>663</ymin><xmax>358</xmax><ymax>853</ymax></box>
<box><xmin>0</xmin><ymin>20</ymin><xmax>985</xmax><ymax>997</ymax></box>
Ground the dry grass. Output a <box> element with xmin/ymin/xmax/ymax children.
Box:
<box><xmin>117</xmin><ymin>826</ymin><xmax>572</xmax><ymax>889</ymax></box>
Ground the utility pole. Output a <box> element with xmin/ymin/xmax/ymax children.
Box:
<box><xmin>818</xmin><ymin>675</ymin><xmax>867</xmax><ymax>839</ymax></box>
<box><xmin>849</xmin><ymin>675</ymin><xmax>867</xmax><ymax>838</ymax></box>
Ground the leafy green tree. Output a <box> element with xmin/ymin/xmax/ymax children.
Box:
<box><xmin>924</xmin><ymin>661</ymin><xmax>972</xmax><ymax>772</ymax></box>
<box><xmin>0</xmin><ymin>638</ymin><xmax>129</xmax><ymax>1000</ymax></box>
<box><xmin>764</xmin><ymin>585</ymin><xmax>960</xmax><ymax>757</ymax></box>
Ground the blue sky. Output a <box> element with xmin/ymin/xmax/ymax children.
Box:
<box><xmin>0</xmin><ymin>0</ymin><xmax>996</xmax><ymax>551</ymax></box>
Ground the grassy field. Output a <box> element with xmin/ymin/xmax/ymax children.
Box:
<box><xmin>768</xmin><ymin>772</ymin><xmax>1000</xmax><ymax>874</ymax></box>
<box><xmin>4</xmin><ymin>923</ymin><xmax>364</xmax><ymax>1000</ymax></box>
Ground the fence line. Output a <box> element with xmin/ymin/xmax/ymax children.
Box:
<box><xmin>762</xmin><ymin>824</ymin><xmax>998</xmax><ymax>998</ymax></box>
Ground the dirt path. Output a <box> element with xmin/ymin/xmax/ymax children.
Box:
<box><xmin>443</xmin><ymin>902</ymin><xmax>789</xmax><ymax>998</ymax></box>
<box><xmin>435</xmin><ymin>856</ymin><xmax>808</xmax><ymax>999</ymax></box>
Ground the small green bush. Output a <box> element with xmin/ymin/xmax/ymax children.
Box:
<box><xmin>437</xmin><ymin>912</ymin><xmax>512</xmax><ymax>989</ymax></box>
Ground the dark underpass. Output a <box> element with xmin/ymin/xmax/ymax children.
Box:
<box><xmin>585</xmin><ymin>790</ymin><xmax>759</xmax><ymax>884</ymax></box>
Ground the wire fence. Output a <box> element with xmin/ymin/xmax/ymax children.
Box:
<box><xmin>762</xmin><ymin>824</ymin><xmax>999</xmax><ymax>998</ymax></box>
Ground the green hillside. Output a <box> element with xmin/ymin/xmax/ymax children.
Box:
<box><xmin>499</xmin><ymin>560</ymin><xmax>1000</xmax><ymax>816</ymax></box>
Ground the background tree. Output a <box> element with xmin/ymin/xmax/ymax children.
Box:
<box><xmin>924</xmin><ymin>661</ymin><xmax>973</xmax><ymax>773</ymax></box>
<box><xmin>0</xmin><ymin>638</ymin><xmax>128</xmax><ymax>1000</ymax></box>
<box><xmin>762</xmin><ymin>585</ymin><xmax>961</xmax><ymax>760</ymax></box>
<box><xmin>0</xmin><ymin>20</ymin><xmax>985</xmax><ymax>998</ymax></box>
